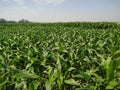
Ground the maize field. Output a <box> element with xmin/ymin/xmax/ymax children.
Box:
<box><xmin>0</xmin><ymin>22</ymin><xmax>120</xmax><ymax>90</ymax></box>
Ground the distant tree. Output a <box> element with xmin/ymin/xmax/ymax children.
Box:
<box><xmin>0</xmin><ymin>18</ymin><xmax>17</xmax><ymax>23</ymax></box>
<box><xmin>0</xmin><ymin>18</ymin><xmax>31</xmax><ymax>23</ymax></box>
<box><xmin>19</xmin><ymin>19</ymin><xmax>30</xmax><ymax>23</ymax></box>
<box><xmin>8</xmin><ymin>21</ymin><xmax>17</xmax><ymax>23</ymax></box>
<box><xmin>0</xmin><ymin>18</ymin><xmax>6</xmax><ymax>23</ymax></box>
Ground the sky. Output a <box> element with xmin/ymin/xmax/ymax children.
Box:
<box><xmin>0</xmin><ymin>0</ymin><xmax>120</xmax><ymax>22</ymax></box>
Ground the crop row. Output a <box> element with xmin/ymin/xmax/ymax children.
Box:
<box><xmin>0</xmin><ymin>23</ymin><xmax>120</xmax><ymax>90</ymax></box>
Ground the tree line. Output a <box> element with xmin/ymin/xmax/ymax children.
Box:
<box><xmin>0</xmin><ymin>18</ymin><xmax>30</xmax><ymax>23</ymax></box>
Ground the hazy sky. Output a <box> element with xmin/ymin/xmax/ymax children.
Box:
<box><xmin>0</xmin><ymin>0</ymin><xmax>120</xmax><ymax>22</ymax></box>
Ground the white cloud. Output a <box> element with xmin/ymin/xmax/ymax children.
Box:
<box><xmin>32</xmin><ymin>0</ymin><xmax>65</xmax><ymax>5</ymax></box>
<box><xmin>1</xmin><ymin>0</ymin><xmax>8</xmax><ymax>1</ymax></box>
<box><xmin>1</xmin><ymin>0</ymin><xmax>24</xmax><ymax>5</ymax></box>
<box><xmin>1</xmin><ymin>0</ymin><xmax>65</xmax><ymax>5</ymax></box>
<box><xmin>12</xmin><ymin>0</ymin><xmax>24</xmax><ymax>5</ymax></box>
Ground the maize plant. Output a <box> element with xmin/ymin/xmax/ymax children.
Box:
<box><xmin>0</xmin><ymin>22</ymin><xmax>120</xmax><ymax>90</ymax></box>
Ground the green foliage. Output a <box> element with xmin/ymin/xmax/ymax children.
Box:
<box><xmin>0</xmin><ymin>22</ymin><xmax>120</xmax><ymax>90</ymax></box>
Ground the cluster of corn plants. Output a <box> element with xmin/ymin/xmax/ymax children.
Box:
<box><xmin>0</xmin><ymin>22</ymin><xmax>120</xmax><ymax>90</ymax></box>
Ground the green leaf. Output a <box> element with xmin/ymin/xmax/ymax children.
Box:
<box><xmin>65</xmin><ymin>79</ymin><xmax>79</xmax><ymax>86</ymax></box>
<box><xmin>75</xmin><ymin>86</ymin><xmax>96</xmax><ymax>90</ymax></box>
<box><xmin>33</xmin><ymin>82</ymin><xmax>40</xmax><ymax>90</ymax></box>
<box><xmin>31</xmin><ymin>57</ymin><xmax>37</xmax><ymax>62</ymax></box>
<box><xmin>0</xmin><ymin>76</ymin><xmax>5</xmax><ymax>84</ymax></box>
<box><xmin>13</xmin><ymin>70</ymin><xmax>39</xmax><ymax>79</ymax></box>
<box><xmin>115</xmin><ymin>57</ymin><xmax>120</xmax><ymax>68</ymax></box>
<box><xmin>106</xmin><ymin>81</ymin><xmax>119</xmax><ymax>89</ymax></box>
<box><xmin>32</xmin><ymin>46</ymin><xmax>38</xmax><ymax>52</ymax></box>
<box><xmin>0</xmin><ymin>64</ymin><xmax>2</xmax><ymax>70</ymax></box>
<box><xmin>74</xmin><ymin>72</ymin><xmax>90</xmax><ymax>80</ymax></box>
<box><xmin>105</xmin><ymin>57</ymin><xmax>115</xmax><ymax>82</ymax></box>
<box><xmin>0</xmin><ymin>55</ymin><xmax>4</xmax><ymax>61</ymax></box>
<box><xmin>92</xmin><ymin>73</ymin><xmax>104</xmax><ymax>83</ymax></box>
<box><xmin>45</xmin><ymin>81</ymin><xmax>52</xmax><ymax>90</ymax></box>
<box><xmin>113</xmin><ymin>50</ymin><xmax>120</xmax><ymax>58</ymax></box>
<box><xmin>26</xmin><ymin>63</ymin><xmax>33</xmax><ymax>69</ymax></box>
<box><xmin>15</xmin><ymin>81</ymin><xmax>27</xmax><ymax>90</ymax></box>
<box><xmin>0</xmin><ymin>78</ymin><xmax>8</xmax><ymax>87</ymax></box>
<box><xmin>28</xmin><ymin>82</ymin><xmax>34</xmax><ymax>90</ymax></box>
<box><xmin>67</xmin><ymin>67</ymin><xmax>76</xmax><ymax>72</ymax></box>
